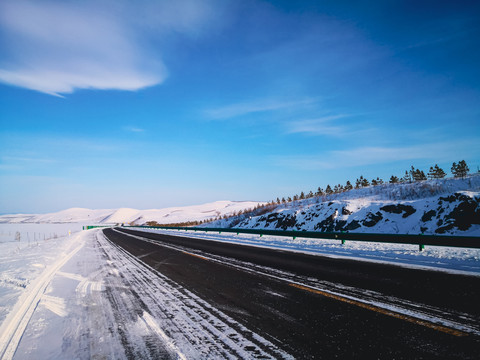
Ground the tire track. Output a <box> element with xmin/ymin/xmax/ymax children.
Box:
<box><xmin>0</xmin><ymin>238</ymin><xmax>84</xmax><ymax>360</ymax></box>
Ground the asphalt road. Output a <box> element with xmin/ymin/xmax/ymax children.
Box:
<box><xmin>103</xmin><ymin>227</ymin><xmax>480</xmax><ymax>359</ymax></box>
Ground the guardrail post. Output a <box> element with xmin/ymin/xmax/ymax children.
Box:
<box><xmin>419</xmin><ymin>244</ymin><xmax>424</xmax><ymax>251</ymax></box>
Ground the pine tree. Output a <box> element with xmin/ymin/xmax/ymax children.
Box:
<box><xmin>409</xmin><ymin>166</ymin><xmax>416</xmax><ymax>182</ymax></box>
<box><xmin>281</xmin><ymin>197</ymin><xmax>286</xmax><ymax>203</ymax></box>
<box><xmin>428</xmin><ymin>164</ymin><xmax>446</xmax><ymax>179</ymax></box>
<box><xmin>316</xmin><ymin>187</ymin><xmax>324</xmax><ymax>196</ymax></box>
<box><xmin>300</xmin><ymin>191</ymin><xmax>305</xmax><ymax>200</ymax></box>
<box><xmin>410</xmin><ymin>167</ymin><xmax>427</xmax><ymax>181</ymax></box>
<box><xmin>452</xmin><ymin>160</ymin><xmax>469</xmax><ymax>178</ymax></box>
<box><xmin>325</xmin><ymin>185</ymin><xmax>333</xmax><ymax>194</ymax></box>
<box><xmin>361</xmin><ymin>177</ymin><xmax>370</xmax><ymax>187</ymax></box>
<box><xmin>344</xmin><ymin>180</ymin><xmax>353</xmax><ymax>191</ymax></box>
<box><xmin>287</xmin><ymin>196</ymin><xmax>292</xmax><ymax>202</ymax></box>
<box><xmin>389</xmin><ymin>175</ymin><xmax>399</xmax><ymax>184</ymax></box>
<box><xmin>355</xmin><ymin>176</ymin><xmax>363</xmax><ymax>189</ymax></box>
<box><xmin>307</xmin><ymin>191</ymin><xmax>314</xmax><ymax>198</ymax></box>
<box><xmin>434</xmin><ymin>164</ymin><xmax>446</xmax><ymax>178</ymax></box>
<box><xmin>371</xmin><ymin>178</ymin><xmax>378</xmax><ymax>186</ymax></box>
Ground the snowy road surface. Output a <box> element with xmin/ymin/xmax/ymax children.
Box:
<box><xmin>105</xmin><ymin>227</ymin><xmax>480</xmax><ymax>358</ymax></box>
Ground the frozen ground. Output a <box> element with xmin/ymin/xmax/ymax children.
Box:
<box><xmin>137</xmin><ymin>227</ymin><xmax>480</xmax><ymax>275</ymax></box>
<box><xmin>0</xmin><ymin>224</ymin><xmax>291</xmax><ymax>359</ymax></box>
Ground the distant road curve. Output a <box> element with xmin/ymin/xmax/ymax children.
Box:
<box><xmin>103</xmin><ymin>227</ymin><xmax>480</xmax><ymax>359</ymax></box>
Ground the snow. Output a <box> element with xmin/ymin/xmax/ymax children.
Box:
<box><xmin>0</xmin><ymin>200</ymin><xmax>266</xmax><ymax>225</ymax></box>
<box><xmin>1</xmin><ymin>223</ymin><xmax>479</xmax><ymax>359</ymax></box>
<box><xmin>207</xmin><ymin>175</ymin><xmax>480</xmax><ymax>236</ymax></box>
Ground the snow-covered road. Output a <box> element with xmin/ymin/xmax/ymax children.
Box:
<box><xmin>0</xmin><ymin>228</ymin><xmax>291</xmax><ymax>359</ymax></box>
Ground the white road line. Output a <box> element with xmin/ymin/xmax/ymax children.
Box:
<box><xmin>0</xmin><ymin>239</ymin><xmax>84</xmax><ymax>360</ymax></box>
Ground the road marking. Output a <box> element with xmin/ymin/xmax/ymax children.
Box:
<box><xmin>289</xmin><ymin>283</ymin><xmax>468</xmax><ymax>337</ymax></box>
<box><xmin>182</xmin><ymin>251</ymin><xmax>209</xmax><ymax>261</ymax></box>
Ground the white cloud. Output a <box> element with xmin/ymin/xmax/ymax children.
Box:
<box><xmin>123</xmin><ymin>126</ymin><xmax>145</xmax><ymax>133</ymax></box>
<box><xmin>0</xmin><ymin>0</ymin><xmax>218</xmax><ymax>96</ymax></box>
<box><xmin>204</xmin><ymin>98</ymin><xmax>319</xmax><ymax>120</ymax></box>
<box><xmin>274</xmin><ymin>140</ymin><xmax>480</xmax><ymax>170</ymax></box>
<box><xmin>285</xmin><ymin>115</ymin><xmax>348</xmax><ymax>136</ymax></box>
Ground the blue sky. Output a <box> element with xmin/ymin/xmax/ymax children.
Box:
<box><xmin>1</xmin><ymin>0</ymin><xmax>479</xmax><ymax>214</ymax></box>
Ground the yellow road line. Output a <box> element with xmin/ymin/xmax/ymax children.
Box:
<box><xmin>182</xmin><ymin>251</ymin><xmax>209</xmax><ymax>261</ymax></box>
<box><xmin>289</xmin><ymin>283</ymin><xmax>468</xmax><ymax>337</ymax></box>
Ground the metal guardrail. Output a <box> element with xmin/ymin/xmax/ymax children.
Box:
<box><xmin>83</xmin><ymin>225</ymin><xmax>112</xmax><ymax>230</ymax></box>
<box><xmin>127</xmin><ymin>225</ymin><xmax>480</xmax><ymax>251</ymax></box>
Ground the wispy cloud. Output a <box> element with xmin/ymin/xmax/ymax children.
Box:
<box><xmin>274</xmin><ymin>140</ymin><xmax>480</xmax><ymax>170</ymax></box>
<box><xmin>285</xmin><ymin>115</ymin><xmax>349</xmax><ymax>136</ymax></box>
<box><xmin>0</xmin><ymin>0</ymin><xmax>219</xmax><ymax>96</ymax></box>
<box><xmin>123</xmin><ymin>126</ymin><xmax>145</xmax><ymax>133</ymax></box>
<box><xmin>204</xmin><ymin>97</ymin><xmax>319</xmax><ymax>120</ymax></box>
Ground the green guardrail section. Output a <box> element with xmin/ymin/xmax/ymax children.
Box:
<box><xmin>83</xmin><ymin>225</ymin><xmax>112</xmax><ymax>230</ymax></box>
<box><xmin>126</xmin><ymin>225</ymin><xmax>480</xmax><ymax>251</ymax></box>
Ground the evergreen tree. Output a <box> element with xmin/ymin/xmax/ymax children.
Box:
<box><xmin>276</xmin><ymin>197</ymin><xmax>281</xmax><ymax>204</ymax></box>
<box><xmin>300</xmin><ymin>191</ymin><xmax>305</xmax><ymax>200</ymax></box>
<box><xmin>293</xmin><ymin>194</ymin><xmax>299</xmax><ymax>201</ymax></box>
<box><xmin>361</xmin><ymin>177</ymin><xmax>370</xmax><ymax>187</ymax></box>
<box><xmin>307</xmin><ymin>191</ymin><xmax>314</xmax><ymax>198</ymax></box>
<box><xmin>371</xmin><ymin>178</ymin><xmax>378</xmax><ymax>186</ymax></box>
<box><xmin>410</xmin><ymin>166</ymin><xmax>427</xmax><ymax>181</ymax></box>
<box><xmin>344</xmin><ymin>180</ymin><xmax>353</xmax><ymax>191</ymax></box>
<box><xmin>428</xmin><ymin>164</ymin><xmax>447</xmax><ymax>179</ymax></box>
<box><xmin>287</xmin><ymin>196</ymin><xmax>292</xmax><ymax>202</ymax></box>
<box><xmin>452</xmin><ymin>160</ymin><xmax>469</xmax><ymax>178</ymax></box>
<box><xmin>402</xmin><ymin>170</ymin><xmax>410</xmax><ymax>183</ymax></box>
<box><xmin>316</xmin><ymin>187</ymin><xmax>324</xmax><ymax>196</ymax></box>
<box><xmin>434</xmin><ymin>164</ymin><xmax>447</xmax><ymax>178</ymax></box>
<box><xmin>419</xmin><ymin>170</ymin><xmax>427</xmax><ymax>180</ymax></box>
<box><xmin>355</xmin><ymin>176</ymin><xmax>363</xmax><ymax>189</ymax></box>
<box><xmin>281</xmin><ymin>197</ymin><xmax>286</xmax><ymax>203</ymax></box>
<box><xmin>325</xmin><ymin>184</ymin><xmax>333</xmax><ymax>194</ymax></box>
<box><xmin>389</xmin><ymin>175</ymin><xmax>399</xmax><ymax>184</ymax></box>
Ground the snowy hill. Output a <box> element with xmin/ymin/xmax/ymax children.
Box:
<box><xmin>206</xmin><ymin>175</ymin><xmax>480</xmax><ymax>236</ymax></box>
<box><xmin>0</xmin><ymin>201</ymin><xmax>265</xmax><ymax>225</ymax></box>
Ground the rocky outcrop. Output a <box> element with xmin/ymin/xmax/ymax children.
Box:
<box><xmin>233</xmin><ymin>192</ymin><xmax>480</xmax><ymax>235</ymax></box>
